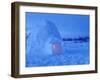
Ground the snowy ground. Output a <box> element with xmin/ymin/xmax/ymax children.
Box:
<box><xmin>26</xmin><ymin>41</ymin><xmax>89</xmax><ymax>67</ymax></box>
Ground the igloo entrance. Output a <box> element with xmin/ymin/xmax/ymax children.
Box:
<box><xmin>52</xmin><ymin>42</ymin><xmax>62</xmax><ymax>55</ymax></box>
<box><xmin>44</xmin><ymin>37</ymin><xmax>63</xmax><ymax>55</ymax></box>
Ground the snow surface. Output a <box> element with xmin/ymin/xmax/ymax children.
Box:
<box><xmin>26</xmin><ymin>41</ymin><xmax>89</xmax><ymax>67</ymax></box>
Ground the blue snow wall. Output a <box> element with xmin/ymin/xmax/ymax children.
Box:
<box><xmin>26</xmin><ymin>12</ymin><xmax>90</xmax><ymax>67</ymax></box>
<box><xmin>36</xmin><ymin>20</ymin><xmax>63</xmax><ymax>55</ymax></box>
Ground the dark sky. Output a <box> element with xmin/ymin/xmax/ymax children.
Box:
<box><xmin>26</xmin><ymin>12</ymin><xmax>90</xmax><ymax>38</ymax></box>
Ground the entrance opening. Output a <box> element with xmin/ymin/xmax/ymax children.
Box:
<box><xmin>52</xmin><ymin>43</ymin><xmax>62</xmax><ymax>55</ymax></box>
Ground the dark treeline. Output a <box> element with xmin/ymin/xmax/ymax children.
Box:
<box><xmin>62</xmin><ymin>36</ymin><xmax>89</xmax><ymax>43</ymax></box>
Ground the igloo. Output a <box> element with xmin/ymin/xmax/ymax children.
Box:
<box><xmin>26</xmin><ymin>20</ymin><xmax>63</xmax><ymax>56</ymax></box>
